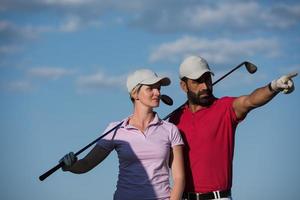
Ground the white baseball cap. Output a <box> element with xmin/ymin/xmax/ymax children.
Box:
<box><xmin>126</xmin><ymin>69</ymin><xmax>171</xmax><ymax>93</ymax></box>
<box><xmin>179</xmin><ymin>55</ymin><xmax>214</xmax><ymax>79</ymax></box>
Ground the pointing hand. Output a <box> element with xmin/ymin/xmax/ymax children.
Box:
<box><xmin>270</xmin><ymin>72</ymin><xmax>298</xmax><ymax>94</ymax></box>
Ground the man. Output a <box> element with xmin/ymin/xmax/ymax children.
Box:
<box><xmin>168</xmin><ymin>55</ymin><xmax>297</xmax><ymax>200</ymax></box>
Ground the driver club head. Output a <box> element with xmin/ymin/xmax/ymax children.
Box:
<box><xmin>244</xmin><ymin>61</ymin><xmax>257</xmax><ymax>74</ymax></box>
<box><xmin>160</xmin><ymin>94</ymin><xmax>173</xmax><ymax>106</ymax></box>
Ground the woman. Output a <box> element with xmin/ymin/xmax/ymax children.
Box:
<box><xmin>60</xmin><ymin>69</ymin><xmax>185</xmax><ymax>200</ymax></box>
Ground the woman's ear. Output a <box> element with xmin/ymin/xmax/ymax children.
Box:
<box><xmin>131</xmin><ymin>88</ymin><xmax>139</xmax><ymax>101</ymax></box>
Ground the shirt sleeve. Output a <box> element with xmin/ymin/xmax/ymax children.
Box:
<box><xmin>96</xmin><ymin>122</ymin><xmax>120</xmax><ymax>152</ymax></box>
<box><xmin>169</xmin><ymin>124</ymin><xmax>184</xmax><ymax>147</ymax></box>
<box><xmin>221</xmin><ymin>96</ymin><xmax>243</xmax><ymax>127</ymax></box>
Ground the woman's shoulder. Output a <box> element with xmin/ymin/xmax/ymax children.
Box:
<box><xmin>103</xmin><ymin>116</ymin><xmax>130</xmax><ymax>132</ymax></box>
<box><xmin>160</xmin><ymin>119</ymin><xmax>179</xmax><ymax>130</ymax></box>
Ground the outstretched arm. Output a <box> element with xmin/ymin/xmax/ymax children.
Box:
<box><xmin>233</xmin><ymin>72</ymin><xmax>297</xmax><ymax>120</ymax></box>
<box><xmin>60</xmin><ymin>145</ymin><xmax>110</xmax><ymax>174</ymax></box>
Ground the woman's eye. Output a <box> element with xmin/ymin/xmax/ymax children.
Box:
<box><xmin>151</xmin><ymin>86</ymin><xmax>161</xmax><ymax>90</ymax></box>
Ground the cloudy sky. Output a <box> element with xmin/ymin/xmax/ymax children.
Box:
<box><xmin>1</xmin><ymin>0</ymin><xmax>300</xmax><ymax>199</ymax></box>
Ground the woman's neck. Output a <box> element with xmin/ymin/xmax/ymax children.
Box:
<box><xmin>129</xmin><ymin>106</ymin><xmax>154</xmax><ymax>133</ymax></box>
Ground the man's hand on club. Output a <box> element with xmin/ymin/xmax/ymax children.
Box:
<box><xmin>270</xmin><ymin>72</ymin><xmax>298</xmax><ymax>94</ymax></box>
<box><xmin>59</xmin><ymin>152</ymin><xmax>77</xmax><ymax>171</ymax></box>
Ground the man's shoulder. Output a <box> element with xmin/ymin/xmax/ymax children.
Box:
<box><xmin>216</xmin><ymin>96</ymin><xmax>236</xmax><ymax>104</ymax></box>
<box><xmin>168</xmin><ymin>103</ymin><xmax>189</xmax><ymax>125</ymax></box>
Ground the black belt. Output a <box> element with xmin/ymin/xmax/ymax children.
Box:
<box><xmin>182</xmin><ymin>189</ymin><xmax>231</xmax><ymax>200</ymax></box>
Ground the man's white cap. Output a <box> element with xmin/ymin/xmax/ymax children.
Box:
<box><xmin>179</xmin><ymin>55</ymin><xmax>214</xmax><ymax>79</ymax></box>
<box><xmin>126</xmin><ymin>69</ymin><xmax>171</xmax><ymax>93</ymax></box>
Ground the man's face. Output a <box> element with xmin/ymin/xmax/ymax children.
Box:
<box><xmin>182</xmin><ymin>72</ymin><xmax>214</xmax><ymax>106</ymax></box>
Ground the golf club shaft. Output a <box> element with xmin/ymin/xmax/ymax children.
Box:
<box><xmin>212</xmin><ymin>62</ymin><xmax>245</xmax><ymax>86</ymax></box>
<box><xmin>39</xmin><ymin>121</ymin><xmax>123</xmax><ymax>181</ymax></box>
<box><xmin>39</xmin><ymin>61</ymin><xmax>252</xmax><ymax>181</ymax></box>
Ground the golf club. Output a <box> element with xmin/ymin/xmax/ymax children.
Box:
<box><xmin>161</xmin><ymin>94</ymin><xmax>173</xmax><ymax>106</ymax></box>
<box><xmin>39</xmin><ymin>61</ymin><xmax>257</xmax><ymax>181</ymax></box>
<box><xmin>39</xmin><ymin>94</ymin><xmax>173</xmax><ymax>181</ymax></box>
<box><xmin>212</xmin><ymin>61</ymin><xmax>257</xmax><ymax>86</ymax></box>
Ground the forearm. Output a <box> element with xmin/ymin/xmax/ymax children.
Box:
<box><xmin>64</xmin><ymin>145</ymin><xmax>109</xmax><ymax>174</ymax></box>
<box><xmin>67</xmin><ymin>158</ymin><xmax>94</xmax><ymax>174</ymax></box>
<box><xmin>247</xmin><ymin>84</ymin><xmax>278</xmax><ymax>108</ymax></box>
<box><xmin>246</xmin><ymin>71</ymin><xmax>297</xmax><ymax>109</ymax></box>
<box><xmin>234</xmin><ymin>84</ymin><xmax>278</xmax><ymax>119</ymax></box>
<box><xmin>170</xmin><ymin>177</ymin><xmax>185</xmax><ymax>200</ymax></box>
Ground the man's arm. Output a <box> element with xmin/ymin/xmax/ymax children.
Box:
<box><xmin>233</xmin><ymin>72</ymin><xmax>297</xmax><ymax>120</ymax></box>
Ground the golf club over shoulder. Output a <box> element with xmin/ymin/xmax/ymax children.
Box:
<box><xmin>39</xmin><ymin>94</ymin><xmax>173</xmax><ymax>181</ymax></box>
<box><xmin>41</xmin><ymin>67</ymin><xmax>187</xmax><ymax>199</ymax></box>
<box><xmin>39</xmin><ymin>120</ymin><xmax>123</xmax><ymax>181</ymax></box>
<box><xmin>164</xmin><ymin>61</ymin><xmax>257</xmax><ymax>120</ymax></box>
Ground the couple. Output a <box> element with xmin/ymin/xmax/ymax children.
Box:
<box><xmin>60</xmin><ymin>55</ymin><xmax>297</xmax><ymax>200</ymax></box>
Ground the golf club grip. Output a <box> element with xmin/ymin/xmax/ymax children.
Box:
<box><xmin>39</xmin><ymin>162</ymin><xmax>63</xmax><ymax>181</ymax></box>
<box><xmin>39</xmin><ymin>121</ymin><xmax>124</xmax><ymax>181</ymax></box>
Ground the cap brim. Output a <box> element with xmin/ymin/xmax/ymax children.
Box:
<box><xmin>142</xmin><ymin>76</ymin><xmax>171</xmax><ymax>86</ymax></box>
<box><xmin>184</xmin><ymin>70</ymin><xmax>214</xmax><ymax>80</ymax></box>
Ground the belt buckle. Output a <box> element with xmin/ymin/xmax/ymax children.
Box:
<box><xmin>187</xmin><ymin>192</ymin><xmax>191</xmax><ymax>200</ymax></box>
<box><xmin>213</xmin><ymin>191</ymin><xmax>220</xmax><ymax>199</ymax></box>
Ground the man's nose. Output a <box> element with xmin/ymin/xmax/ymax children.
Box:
<box><xmin>198</xmin><ymin>82</ymin><xmax>208</xmax><ymax>90</ymax></box>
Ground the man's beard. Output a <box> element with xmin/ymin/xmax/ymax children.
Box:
<box><xmin>187</xmin><ymin>89</ymin><xmax>215</xmax><ymax>107</ymax></box>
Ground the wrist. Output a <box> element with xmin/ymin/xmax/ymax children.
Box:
<box><xmin>268</xmin><ymin>81</ymin><xmax>279</xmax><ymax>93</ymax></box>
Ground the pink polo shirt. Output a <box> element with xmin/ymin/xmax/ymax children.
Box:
<box><xmin>97</xmin><ymin>113</ymin><xmax>184</xmax><ymax>200</ymax></box>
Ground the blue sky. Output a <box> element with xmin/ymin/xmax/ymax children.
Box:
<box><xmin>1</xmin><ymin>0</ymin><xmax>300</xmax><ymax>199</ymax></box>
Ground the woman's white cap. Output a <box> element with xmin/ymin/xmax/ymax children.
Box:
<box><xmin>126</xmin><ymin>69</ymin><xmax>171</xmax><ymax>93</ymax></box>
<box><xmin>179</xmin><ymin>55</ymin><xmax>214</xmax><ymax>79</ymax></box>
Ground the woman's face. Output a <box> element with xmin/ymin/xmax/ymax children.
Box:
<box><xmin>136</xmin><ymin>83</ymin><xmax>161</xmax><ymax>108</ymax></box>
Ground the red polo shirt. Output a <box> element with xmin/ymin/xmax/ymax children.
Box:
<box><xmin>169</xmin><ymin>97</ymin><xmax>240</xmax><ymax>193</ymax></box>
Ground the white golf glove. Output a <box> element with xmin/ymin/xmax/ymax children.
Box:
<box><xmin>270</xmin><ymin>72</ymin><xmax>298</xmax><ymax>94</ymax></box>
<box><xmin>59</xmin><ymin>152</ymin><xmax>77</xmax><ymax>171</ymax></box>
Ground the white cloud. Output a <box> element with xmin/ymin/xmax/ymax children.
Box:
<box><xmin>1</xmin><ymin>1</ymin><xmax>299</xmax><ymax>41</ymax></box>
<box><xmin>59</xmin><ymin>16</ymin><xmax>82</xmax><ymax>32</ymax></box>
<box><xmin>0</xmin><ymin>17</ymin><xmax>100</xmax><ymax>56</ymax></box>
<box><xmin>44</xmin><ymin>0</ymin><xmax>92</xmax><ymax>6</ymax></box>
<box><xmin>59</xmin><ymin>15</ymin><xmax>102</xmax><ymax>32</ymax></box>
<box><xmin>263</xmin><ymin>4</ymin><xmax>300</xmax><ymax>29</ymax></box>
<box><xmin>0</xmin><ymin>45</ymin><xmax>22</xmax><ymax>54</ymax></box>
<box><xmin>28</xmin><ymin>67</ymin><xmax>74</xmax><ymax>80</ymax></box>
<box><xmin>182</xmin><ymin>2</ymin><xmax>260</xmax><ymax>30</ymax></box>
<box><xmin>76</xmin><ymin>72</ymin><xmax>126</xmax><ymax>93</ymax></box>
<box><xmin>129</xmin><ymin>1</ymin><xmax>300</xmax><ymax>33</ymax></box>
<box><xmin>277</xmin><ymin>65</ymin><xmax>300</xmax><ymax>75</ymax></box>
<box><xmin>3</xmin><ymin>1</ymin><xmax>299</xmax><ymax>32</ymax></box>
<box><xmin>0</xmin><ymin>20</ymin><xmax>53</xmax><ymax>57</ymax></box>
<box><xmin>149</xmin><ymin>36</ymin><xmax>280</xmax><ymax>64</ymax></box>
<box><xmin>0</xmin><ymin>80</ymin><xmax>33</xmax><ymax>92</ymax></box>
<box><xmin>0</xmin><ymin>20</ymin><xmax>48</xmax><ymax>40</ymax></box>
